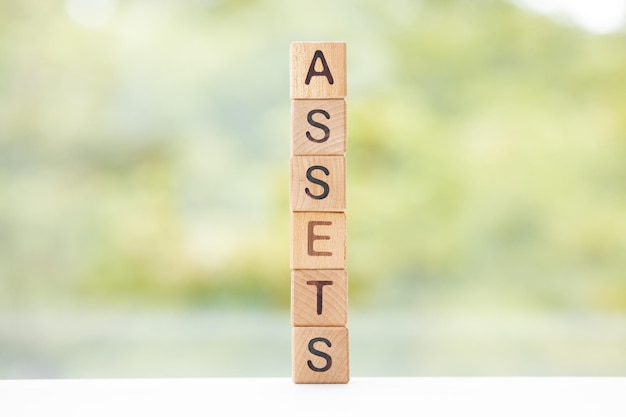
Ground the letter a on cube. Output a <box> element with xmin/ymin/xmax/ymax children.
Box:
<box><xmin>290</xmin><ymin>42</ymin><xmax>346</xmax><ymax>99</ymax></box>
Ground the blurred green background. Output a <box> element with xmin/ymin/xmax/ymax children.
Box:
<box><xmin>1</xmin><ymin>0</ymin><xmax>625</xmax><ymax>377</ymax></box>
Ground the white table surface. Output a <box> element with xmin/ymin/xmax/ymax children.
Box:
<box><xmin>1</xmin><ymin>377</ymin><xmax>624</xmax><ymax>417</ymax></box>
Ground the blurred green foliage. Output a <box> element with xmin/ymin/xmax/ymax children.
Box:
<box><xmin>1</xmin><ymin>0</ymin><xmax>625</xmax><ymax>311</ymax></box>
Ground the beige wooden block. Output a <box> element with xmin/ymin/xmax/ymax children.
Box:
<box><xmin>291</xmin><ymin>99</ymin><xmax>346</xmax><ymax>156</ymax></box>
<box><xmin>290</xmin><ymin>156</ymin><xmax>345</xmax><ymax>212</ymax></box>
<box><xmin>291</xmin><ymin>212</ymin><xmax>346</xmax><ymax>270</ymax></box>
<box><xmin>292</xmin><ymin>326</ymin><xmax>349</xmax><ymax>384</ymax></box>
<box><xmin>290</xmin><ymin>42</ymin><xmax>346</xmax><ymax>99</ymax></box>
<box><xmin>291</xmin><ymin>270</ymin><xmax>347</xmax><ymax>327</ymax></box>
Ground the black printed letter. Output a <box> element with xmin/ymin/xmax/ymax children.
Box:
<box><xmin>306</xmin><ymin>280</ymin><xmax>334</xmax><ymax>315</ymax></box>
<box><xmin>305</xmin><ymin>165</ymin><xmax>330</xmax><ymax>200</ymax></box>
<box><xmin>306</xmin><ymin>109</ymin><xmax>331</xmax><ymax>143</ymax></box>
<box><xmin>305</xmin><ymin>50</ymin><xmax>334</xmax><ymax>85</ymax></box>
<box><xmin>307</xmin><ymin>337</ymin><xmax>332</xmax><ymax>372</ymax></box>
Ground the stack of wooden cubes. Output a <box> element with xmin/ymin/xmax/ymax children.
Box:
<box><xmin>289</xmin><ymin>42</ymin><xmax>349</xmax><ymax>384</ymax></box>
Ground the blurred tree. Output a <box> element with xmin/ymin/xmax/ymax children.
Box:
<box><xmin>0</xmin><ymin>0</ymin><xmax>625</xmax><ymax>312</ymax></box>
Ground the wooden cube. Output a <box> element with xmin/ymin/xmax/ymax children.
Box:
<box><xmin>292</xmin><ymin>326</ymin><xmax>349</xmax><ymax>384</ymax></box>
<box><xmin>291</xmin><ymin>270</ymin><xmax>347</xmax><ymax>327</ymax></box>
<box><xmin>291</xmin><ymin>212</ymin><xmax>346</xmax><ymax>270</ymax></box>
<box><xmin>290</xmin><ymin>156</ymin><xmax>346</xmax><ymax>212</ymax></box>
<box><xmin>290</xmin><ymin>42</ymin><xmax>346</xmax><ymax>99</ymax></box>
<box><xmin>291</xmin><ymin>99</ymin><xmax>346</xmax><ymax>156</ymax></box>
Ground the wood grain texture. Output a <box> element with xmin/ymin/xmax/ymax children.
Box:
<box><xmin>290</xmin><ymin>42</ymin><xmax>346</xmax><ymax>99</ymax></box>
<box><xmin>290</xmin><ymin>156</ymin><xmax>345</xmax><ymax>212</ymax></box>
<box><xmin>292</xmin><ymin>326</ymin><xmax>349</xmax><ymax>384</ymax></box>
<box><xmin>291</xmin><ymin>99</ymin><xmax>346</xmax><ymax>156</ymax></box>
<box><xmin>291</xmin><ymin>270</ymin><xmax>347</xmax><ymax>327</ymax></box>
<box><xmin>291</xmin><ymin>212</ymin><xmax>346</xmax><ymax>270</ymax></box>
